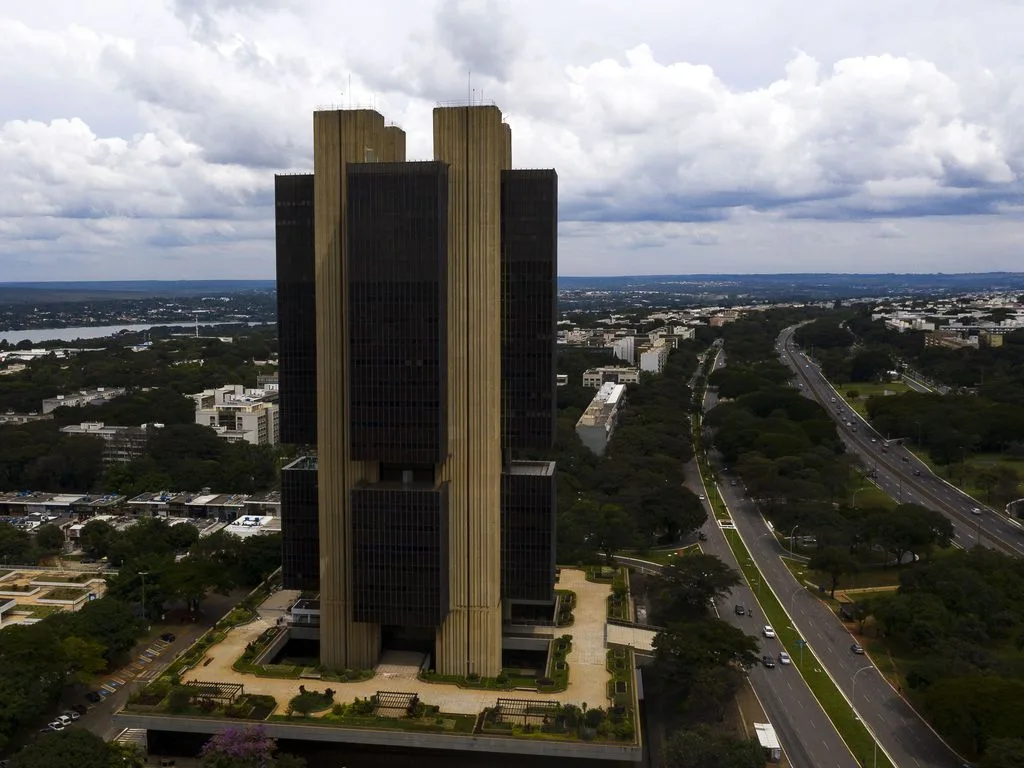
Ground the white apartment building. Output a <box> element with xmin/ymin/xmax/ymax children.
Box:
<box><xmin>639</xmin><ymin>340</ymin><xmax>671</xmax><ymax>374</ymax></box>
<box><xmin>192</xmin><ymin>385</ymin><xmax>280</xmax><ymax>446</ymax></box>
<box><xmin>41</xmin><ymin>387</ymin><xmax>127</xmax><ymax>414</ymax></box>
<box><xmin>582</xmin><ymin>366</ymin><xmax>641</xmax><ymax>388</ymax></box>
<box><xmin>575</xmin><ymin>382</ymin><xmax>626</xmax><ymax>456</ymax></box>
<box><xmin>611</xmin><ymin>336</ymin><xmax>636</xmax><ymax>364</ymax></box>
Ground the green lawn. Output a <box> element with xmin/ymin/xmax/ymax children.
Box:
<box><xmin>634</xmin><ymin>544</ymin><xmax>699</xmax><ymax>566</ymax></box>
<box><xmin>910</xmin><ymin>449</ymin><xmax>1024</xmax><ymax>506</ymax></box>
<box><xmin>837</xmin><ymin>381</ymin><xmax>912</xmax><ymax>417</ymax></box>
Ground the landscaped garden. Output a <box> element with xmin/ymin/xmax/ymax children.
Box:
<box><xmin>42</xmin><ymin>587</ymin><xmax>88</xmax><ymax>601</ymax></box>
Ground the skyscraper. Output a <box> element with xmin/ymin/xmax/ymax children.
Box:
<box><xmin>276</xmin><ymin>104</ymin><xmax>557</xmax><ymax>678</ymax></box>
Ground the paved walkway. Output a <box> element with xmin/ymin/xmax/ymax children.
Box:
<box><xmin>182</xmin><ymin>568</ymin><xmax>613</xmax><ymax>716</ymax></box>
<box><xmin>606</xmin><ymin>624</ymin><xmax>657</xmax><ymax>652</ymax></box>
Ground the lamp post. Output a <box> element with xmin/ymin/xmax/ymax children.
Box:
<box><xmin>789</xmin><ymin>585</ymin><xmax>804</xmax><ymax>615</ymax></box>
<box><xmin>852</xmin><ymin>664</ymin><xmax>874</xmax><ymax>701</ymax></box>
<box><xmin>788</xmin><ymin>524</ymin><xmax>800</xmax><ymax>554</ymax></box>
<box><xmin>138</xmin><ymin>571</ymin><xmax>150</xmax><ymax>623</ymax></box>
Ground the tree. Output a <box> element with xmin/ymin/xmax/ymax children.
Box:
<box><xmin>79</xmin><ymin>518</ymin><xmax>115</xmax><ymax>559</ymax></box>
<box><xmin>662</xmin><ymin>726</ymin><xmax>765</xmax><ymax>768</ymax></box>
<box><xmin>8</xmin><ymin>728</ymin><xmax>123</xmax><ymax>768</ymax></box>
<box><xmin>200</xmin><ymin>726</ymin><xmax>306</xmax><ymax>768</ymax></box>
<box><xmin>652</xmin><ymin>619</ymin><xmax>760</xmax><ymax>694</ymax></box>
<box><xmin>69</xmin><ymin>597</ymin><xmax>145</xmax><ymax>663</ymax></box>
<box><xmin>0</xmin><ymin>522</ymin><xmax>33</xmax><ymax>565</ymax></box>
<box><xmin>982</xmin><ymin>738</ymin><xmax>1024</xmax><ymax>768</ymax></box>
<box><xmin>60</xmin><ymin>635</ymin><xmax>107</xmax><ymax>684</ymax></box>
<box><xmin>34</xmin><ymin>524</ymin><xmax>66</xmax><ymax>557</ymax></box>
<box><xmin>808</xmin><ymin>547</ymin><xmax>859</xmax><ymax>598</ymax></box>
<box><xmin>585</xmin><ymin>501</ymin><xmax>637</xmax><ymax>564</ymax></box>
<box><xmin>654</xmin><ymin>554</ymin><xmax>742</xmax><ymax>622</ymax></box>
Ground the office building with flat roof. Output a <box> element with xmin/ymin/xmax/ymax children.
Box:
<box><xmin>274</xmin><ymin>105</ymin><xmax>558</xmax><ymax>678</ymax></box>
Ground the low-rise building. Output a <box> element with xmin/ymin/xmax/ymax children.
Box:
<box><xmin>575</xmin><ymin>382</ymin><xmax>626</xmax><ymax>456</ymax></box>
<box><xmin>582</xmin><ymin>366</ymin><xmax>640</xmax><ymax>388</ymax></box>
<box><xmin>59</xmin><ymin>421</ymin><xmax>162</xmax><ymax>463</ymax></box>
<box><xmin>192</xmin><ymin>384</ymin><xmax>279</xmax><ymax>446</ymax></box>
<box><xmin>41</xmin><ymin>387</ymin><xmax>127</xmax><ymax>414</ymax></box>
<box><xmin>0</xmin><ymin>411</ymin><xmax>52</xmax><ymax>425</ymax></box>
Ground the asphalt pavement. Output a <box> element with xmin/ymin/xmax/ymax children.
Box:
<box><xmin>66</xmin><ymin>590</ymin><xmax>245</xmax><ymax>741</ymax></box>
<box><xmin>704</xmin><ymin>343</ymin><xmax>972</xmax><ymax>767</ymax></box>
<box><xmin>778</xmin><ymin>327</ymin><xmax>1024</xmax><ymax>558</ymax></box>
<box><xmin>691</xmin><ymin>479</ymin><xmax>859</xmax><ymax>768</ymax></box>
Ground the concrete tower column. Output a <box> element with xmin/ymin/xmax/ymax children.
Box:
<box><xmin>432</xmin><ymin>105</ymin><xmax>509</xmax><ymax>677</ymax></box>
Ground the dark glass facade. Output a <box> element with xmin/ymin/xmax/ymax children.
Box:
<box><xmin>275</xmin><ymin>174</ymin><xmax>317</xmax><ymax>446</ymax></box>
<box><xmin>347</xmin><ymin>162</ymin><xmax>449</xmax><ymax>465</ymax></box>
<box><xmin>501</xmin><ymin>170</ymin><xmax>558</xmax><ymax>451</ymax></box>
<box><xmin>501</xmin><ymin>462</ymin><xmax>557</xmax><ymax>602</ymax></box>
<box><xmin>281</xmin><ymin>456</ymin><xmax>319</xmax><ymax>591</ymax></box>
<box><xmin>351</xmin><ymin>484</ymin><xmax>450</xmax><ymax>626</ymax></box>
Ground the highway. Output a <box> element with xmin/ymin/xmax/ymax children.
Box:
<box><xmin>690</xmin><ymin>465</ymin><xmax>858</xmax><ymax>768</ymax></box>
<box><xmin>703</xmin><ymin>349</ymin><xmax>964</xmax><ymax>768</ymax></box>
<box><xmin>778</xmin><ymin>326</ymin><xmax>1024</xmax><ymax>558</ymax></box>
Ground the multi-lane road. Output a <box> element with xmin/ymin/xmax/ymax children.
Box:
<box><xmin>778</xmin><ymin>325</ymin><xmax>1024</xmax><ymax>557</ymax></box>
<box><xmin>698</xmin><ymin>345</ymin><xmax>969</xmax><ymax>768</ymax></box>
<box><xmin>692</xmin><ymin>485</ymin><xmax>859</xmax><ymax>768</ymax></box>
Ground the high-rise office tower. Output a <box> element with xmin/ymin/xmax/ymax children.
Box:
<box><xmin>276</xmin><ymin>105</ymin><xmax>557</xmax><ymax>677</ymax></box>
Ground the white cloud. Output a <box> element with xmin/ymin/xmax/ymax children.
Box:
<box><xmin>2</xmin><ymin>0</ymin><xmax>1024</xmax><ymax>279</ymax></box>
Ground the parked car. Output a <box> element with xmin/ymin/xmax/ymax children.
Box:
<box><xmin>63</xmin><ymin>710</ymin><xmax>80</xmax><ymax>721</ymax></box>
<box><xmin>56</xmin><ymin>715</ymin><xmax>71</xmax><ymax>727</ymax></box>
<box><xmin>850</xmin><ymin>643</ymin><xmax>865</xmax><ymax>655</ymax></box>
<box><xmin>71</xmin><ymin>704</ymin><xmax>88</xmax><ymax>715</ymax></box>
<box><xmin>762</xmin><ymin>625</ymin><xmax>776</xmax><ymax>638</ymax></box>
<box><xmin>762</xmin><ymin>655</ymin><xmax>776</xmax><ymax>668</ymax></box>
<box><xmin>778</xmin><ymin>651</ymin><xmax>791</xmax><ymax>665</ymax></box>
<box><xmin>85</xmin><ymin>691</ymin><xmax>102</xmax><ymax>704</ymax></box>
<box><xmin>47</xmin><ymin>721</ymin><xmax>65</xmax><ymax>731</ymax></box>
<box><xmin>160</xmin><ymin>632</ymin><xmax>176</xmax><ymax>642</ymax></box>
<box><xmin>734</xmin><ymin>604</ymin><xmax>746</xmax><ymax>616</ymax></box>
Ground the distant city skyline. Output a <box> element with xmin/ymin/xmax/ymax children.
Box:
<box><xmin>3</xmin><ymin>1</ymin><xmax>1024</xmax><ymax>280</ymax></box>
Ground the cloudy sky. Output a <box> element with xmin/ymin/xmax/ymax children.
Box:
<box><xmin>3</xmin><ymin>0</ymin><xmax>1024</xmax><ymax>280</ymax></box>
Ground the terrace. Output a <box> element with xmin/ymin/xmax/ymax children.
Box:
<box><xmin>117</xmin><ymin>568</ymin><xmax>643</xmax><ymax>760</ymax></box>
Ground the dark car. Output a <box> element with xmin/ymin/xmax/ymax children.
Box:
<box><xmin>160</xmin><ymin>632</ymin><xmax>176</xmax><ymax>643</ymax></box>
<box><xmin>85</xmin><ymin>691</ymin><xmax>102</xmax><ymax>703</ymax></box>
<box><xmin>735</xmin><ymin>604</ymin><xmax>746</xmax><ymax>616</ymax></box>
<box><xmin>762</xmin><ymin>655</ymin><xmax>776</xmax><ymax>668</ymax></box>
<box><xmin>71</xmin><ymin>704</ymin><xmax>88</xmax><ymax>715</ymax></box>
<box><xmin>850</xmin><ymin>643</ymin><xmax>865</xmax><ymax>655</ymax></box>
<box><xmin>913</xmin><ymin>469</ymin><xmax>922</xmax><ymax>476</ymax></box>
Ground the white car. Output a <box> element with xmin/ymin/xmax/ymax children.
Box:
<box><xmin>779</xmin><ymin>651</ymin><xmax>791</xmax><ymax>665</ymax></box>
<box><xmin>972</xmin><ymin>507</ymin><xmax>983</xmax><ymax>516</ymax></box>
<box><xmin>698</xmin><ymin>494</ymin><xmax>705</xmax><ymax>501</ymax></box>
<box><xmin>56</xmin><ymin>715</ymin><xmax>71</xmax><ymax>726</ymax></box>
<box><xmin>762</xmin><ymin>625</ymin><xmax>776</xmax><ymax>638</ymax></box>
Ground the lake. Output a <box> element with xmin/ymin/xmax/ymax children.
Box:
<box><xmin>0</xmin><ymin>322</ymin><xmax>252</xmax><ymax>345</ymax></box>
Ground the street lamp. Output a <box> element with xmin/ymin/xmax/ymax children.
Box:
<box><xmin>852</xmin><ymin>664</ymin><xmax>874</xmax><ymax>701</ymax></box>
<box><xmin>789</xmin><ymin>585</ymin><xmax>804</xmax><ymax>614</ymax></box>
<box><xmin>788</xmin><ymin>524</ymin><xmax>800</xmax><ymax>554</ymax></box>
<box><xmin>138</xmin><ymin>571</ymin><xmax>150</xmax><ymax>622</ymax></box>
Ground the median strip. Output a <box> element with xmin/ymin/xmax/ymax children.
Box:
<box><xmin>694</xmin><ymin>362</ymin><xmax>891</xmax><ymax>768</ymax></box>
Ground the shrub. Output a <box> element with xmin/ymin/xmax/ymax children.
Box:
<box><xmin>167</xmin><ymin>687</ymin><xmax>192</xmax><ymax>713</ymax></box>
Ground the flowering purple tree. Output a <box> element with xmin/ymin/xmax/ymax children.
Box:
<box><xmin>200</xmin><ymin>726</ymin><xmax>305</xmax><ymax>768</ymax></box>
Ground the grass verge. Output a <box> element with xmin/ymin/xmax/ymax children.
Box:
<box><xmin>722</xmin><ymin>527</ymin><xmax>893</xmax><ymax>768</ymax></box>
